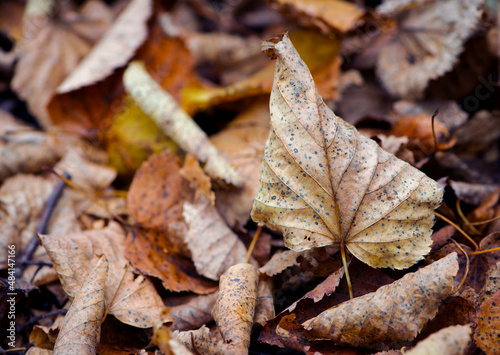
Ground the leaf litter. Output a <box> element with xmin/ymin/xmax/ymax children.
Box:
<box><xmin>1</xmin><ymin>0</ymin><xmax>499</xmax><ymax>354</ymax></box>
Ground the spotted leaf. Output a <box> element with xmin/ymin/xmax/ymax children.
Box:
<box><xmin>251</xmin><ymin>33</ymin><xmax>442</xmax><ymax>269</ymax></box>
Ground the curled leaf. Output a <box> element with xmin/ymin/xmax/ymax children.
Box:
<box><xmin>302</xmin><ymin>253</ymin><xmax>459</xmax><ymax>349</ymax></box>
<box><xmin>123</xmin><ymin>61</ymin><xmax>242</xmax><ymax>187</ymax></box>
<box><xmin>213</xmin><ymin>263</ymin><xmax>259</xmax><ymax>354</ymax></box>
<box><xmin>406</xmin><ymin>324</ymin><xmax>472</xmax><ymax>355</ymax></box>
<box><xmin>251</xmin><ymin>33</ymin><xmax>442</xmax><ymax>269</ymax></box>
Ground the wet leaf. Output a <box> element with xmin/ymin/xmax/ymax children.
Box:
<box><xmin>183</xmin><ymin>197</ymin><xmax>249</xmax><ymax>280</ymax></box>
<box><xmin>39</xmin><ymin>222</ymin><xmax>165</xmax><ymax>328</ymax></box>
<box><xmin>406</xmin><ymin>324</ymin><xmax>472</xmax><ymax>355</ymax></box>
<box><xmin>251</xmin><ymin>33</ymin><xmax>443</xmax><ymax>269</ymax></box>
<box><xmin>302</xmin><ymin>253</ymin><xmax>459</xmax><ymax>349</ymax></box>
<box><xmin>213</xmin><ymin>263</ymin><xmax>259</xmax><ymax>354</ymax></box>
<box><xmin>53</xmin><ymin>256</ymin><xmax>108</xmax><ymax>355</ymax></box>
<box><xmin>474</xmin><ymin>289</ymin><xmax>500</xmax><ymax>355</ymax></box>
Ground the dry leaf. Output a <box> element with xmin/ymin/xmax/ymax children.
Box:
<box><xmin>474</xmin><ymin>289</ymin><xmax>500</xmax><ymax>355</ymax></box>
<box><xmin>53</xmin><ymin>256</ymin><xmax>108</xmax><ymax>355</ymax></box>
<box><xmin>254</xmin><ymin>276</ymin><xmax>275</xmax><ymax>326</ymax></box>
<box><xmin>406</xmin><ymin>324</ymin><xmax>471</xmax><ymax>355</ymax></box>
<box><xmin>11</xmin><ymin>1</ymin><xmax>112</xmax><ymax>127</ymax></box>
<box><xmin>39</xmin><ymin>222</ymin><xmax>164</xmax><ymax>328</ymax></box>
<box><xmin>183</xmin><ymin>197</ymin><xmax>248</xmax><ymax>280</ymax></box>
<box><xmin>213</xmin><ymin>263</ymin><xmax>259</xmax><ymax>354</ymax></box>
<box><xmin>211</xmin><ymin>99</ymin><xmax>270</xmax><ymax>227</ymax></box>
<box><xmin>302</xmin><ymin>253</ymin><xmax>459</xmax><ymax>349</ymax></box>
<box><xmin>251</xmin><ymin>34</ymin><xmax>443</xmax><ymax>269</ymax></box>
<box><xmin>479</xmin><ymin>262</ymin><xmax>500</xmax><ymax>305</ymax></box>
<box><xmin>271</xmin><ymin>0</ymin><xmax>364</xmax><ymax>34</ymax></box>
<box><xmin>174</xmin><ymin>325</ymin><xmax>222</xmax><ymax>354</ymax></box>
<box><xmin>55</xmin><ymin>0</ymin><xmax>152</xmax><ymax>93</ymax></box>
<box><xmin>376</xmin><ymin>0</ymin><xmax>482</xmax><ymax>97</ymax></box>
<box><xmin>180</xmin><ymin>154</ymin><xmax>215</xmax><ymax>205</ymax></box>
<box><xmin>123</xmin><ymin>61</ymin><xmax>242</xmax><ymax>187</ymax></box>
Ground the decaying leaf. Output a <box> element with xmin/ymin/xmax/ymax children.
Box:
<box><xmin>376</xmin><ymin>0</ymin><xmax>482</xmax><ymax>97</ymax></box>
<box><xmin>254</xmin><ymin>276</ymin><xmax>275</xmax><ymax>326</ymax></box>
<box><xmin>271</xmin><ymin>0</ymin><xmax>364</xmax><ymax>34</ymax></box>
<box><xmin>53</xmin><ymin>256</ymin><xmax>108</xmax><ymax>355</ymax></box>
<box><xmin>213</xmin><ymin>263</ymin><xmax>259</xmax><ymax>354</ymax></box>
<box><xmin>406</xmin><ymin>324</ymin><xmax>472</xmax><ymax>355</ymax></box>
<box><xmin>183</xmin><ymin>197</ymin><xmax>249</xmax><ymax>280</ymax></box>
<box><xmin>123</xmin><ymin>61</ymin><xmax>242</xmax><ymax>187</ymax></box>
<box><xmin>39</xmin><ymin>222</ymin><xmax>164</xmax><ymax>328</ymax></box>
<box><xmin>180</xmin><ymin>154</ymin><xmax>215</xmax><ymax>205</ymax></box>
<box><xmin>174</xmin><ymin>325</ymin><xmax>222</xmax><ymax>354</ymax></box>
<box><xmin>166</xmin><ymin>292</ymin><xmax>218</xmax><ymax>331</ymax></box>
<box><xmin>251</xmin><ymin>34</ymin><xmax>443</xmax><ymax>269</ymax></box>
<box><xmin>474</xmin><ymin>289</ymin><xmax>500</xmax><ymax>355</ymax></box>
<box><xmin>302</xmin><ymin>253</ymin><xmax>459</xmax><ymax>349</ymax></box>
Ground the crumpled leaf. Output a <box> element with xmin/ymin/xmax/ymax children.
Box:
<box><xmin>251</xmin><ymin>33</ymin><xmax>443</xmax><ymax>269</ymax></box>
<box><xmin>271</xmin><ymin>0</ymin><xmax>364</xmax><ymax>34</ymax></box>
<box><xmin>174</xmin><ymin>325</ymin><xmax>223</xmax><ymax>354</ymax></box>
<box><xmin>302</xmin><ymin>253</ymin><xmax>459</xmax><ymax>349</ymax></box>
<box><xmin>213</xmin><ymin>263</ymin><xmax>259</xmax><ymax>354</ymax></box>
<box><xmin>39</xmin><ymin>222</ymin><xmax>164</xmax><ymax>328</ymax></box>
<box><xmin>123</xmin><ymin>61</ymin><xmax>242</xmax><ymax>187</ymax></box>
<box><xmin>376</xmin><ymin>0</ymin><xmax>482</xmax><ymax>97</ymax></box>
<box><xmin>53</xmin><ymin>256</ymin><xmax>108</xmax><ymax>355</ymax></box>
<box><xmin>11</xmin><ymin>0</ymin><xmax>112</xmax><ymax>127</ymax></box>
<box><xmin>474</xmin><ymin>289</ymin><xmax>500</xmax><ymax>355</ymax></box>
<box><xmin>183</xmin><ymin>197</ymin><xmax>249</xmax><ymax>281</ymax></box>
<box><xmin>254</xmin><ymin>275</ymin><xmax>275</xmax><ymax>326</ymax></box>
<box><xmin>406</xmin><ymin>324</ymin><xmax>472</xmax><ymax>355</ymax></box>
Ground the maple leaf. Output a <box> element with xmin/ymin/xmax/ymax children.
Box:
<box><xmin>302</xmin><ymin>253</ymin><xmax>459</xmax><ymax>349</ymax></box>
<box><xmin>251</xmin><ymin>33</ymin><xmax>443</xmax><ymax>270</ymax></box>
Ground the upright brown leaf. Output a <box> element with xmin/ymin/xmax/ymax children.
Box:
<box><xmin>251</xmin><ymin>34</ymin><xmax>443</xmax><ymax>269</ymax></box>
<box><xmin>302</xmin><ymin>253</ymin><xmax>459</xmax><ymax>349</ymax></box>
<box><xmin>213</xmin><ymin>263</ymin><xmax>259</xmax><ymax>354</ymax></box>
<box><xmin>53</xmin><ymin>256</ymin><xmax>108</xmax><ymax>355</ymax></box>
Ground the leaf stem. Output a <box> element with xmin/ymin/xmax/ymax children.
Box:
<box><xmin>470</xmin><ymin>246</ymin><xmax>500</xmax><ymax>255</ymax></box>
<box><xmin>435</xmin><ymin>212</ymin><xmax>479</xmax><ymax>250</ymax></box>
<box><xmin>455</xmin><ymin>199</ymin><xmax>480</xmax><ymax>235</ymax></box>
<box><xmin>245</xmin><ymin>226</ymin><xmax>262</xmax><ymax>264</ymax></box>
<box><xmin>450</xmin><ymin>239</ymin><xmax>469</xmax><ymax>294</ymax></box>
<box><xmin>340</xmin><ymin>241</ymin><xmax>353</xmax><ymax>299</ymax></box>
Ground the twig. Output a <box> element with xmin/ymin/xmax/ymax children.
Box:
<box><xmin>16</xmin><ymin>309</ymin><xmax>67</xmax><ymax>333</ymax></box>
<box><xmin>245</xmin><ymin>226</ymin><xmax>262</xmax><ymax>264</ymax></box>
<box><xmin>16</xmin><ymin>172</ymin><xmax>71</xmax><ymax>279</ymax></box>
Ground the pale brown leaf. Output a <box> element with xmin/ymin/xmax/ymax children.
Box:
<box><xmin>213</xmin><ymin>263</ymin><xmax>259</xmax><ymax>354</ymax></box>
<box><xmin>302</xmin><ymin>253</ymin><xmax>459</xmax><ymax>349</ymax></box>
<box><xmin>376</xmin><ymin>0</ymin><xmax>482</xmax><ymax>97</ymax></box>
<box><xmin>56</xmin><ymin>0</ymin><xmax>152</xmax><ymax>93</ymax></box>
<box><xmin>174</xmin><ymin>325</ymin><xmax>223</xmax><ymax>354</ymax></box>
<box><xmin>166</xmin><ymin>292</ymin><xmax>218</xmax><ymax>331</ymax></box>
<box><xmin>180</xmin><ymin>154</ymin><xmax>215</xmax><ymax>205</ymax></box>
<box><xmin>406</xmin><ymin>324</ymin><xmax>472</xmax><ymax>355</ymax></box>
<box><xmin>254</xmin><ymin>276</ymin><xmax>275</xmax><ymax>326</ymax></box>
<box><xmin>53</xmin><ymin>256</ymin><xmax>108</xmax><ymax>355</ymax></box>
<box><xmin>123</xmin><ymin>61</ymin><xmax>242</xmax><ymax>187</ymax></box>
<box><xmin>39</xmin><ymin>222</ymin><xmax>164</xmax><ymax>328</ymax></box>
<box><xmin>183</xmin><ymin>197</ymin><xmax>248</xmax><ymax>280</ymax></box>
<box><xmin>251</xmin><ymin>33</ymin><xmax>442</xmax><ymax>269</ymax></box>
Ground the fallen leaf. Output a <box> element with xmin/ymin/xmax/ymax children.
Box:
<box><xmin>183</xmin><ymin>197</ymin><xmax>249</xmax><ymax>280</ymax></box>
<box><xmin>211</xmin><ymin>99</ymin><xmax>270</xmax><ymax>227</ymax></box>
<box><xmin>55</xmin><ymin>0</ymin><xmax>152</xmax><ymax>94</ymax></box>
<box><xmin>213</xmin><ymin>263</ymin><xmax>259</xmax><ymax>354</ymax></box>
<box><xmin>180</xmin><ymin>154</ymin><xmax>215</xmax><ymax>205</ymax></box>
<box><xmin>11</xmin><ymin>1</ymin><xmax>112</xmax><ymax>127</ymax></box>
<box><xmin>39</xmin><ymin>222</ymin><xmax>165</xmax><ymax>328</ymax></box>
<box><xmin>479</xmin><ymin>262</ymin><xmax>500</xmax><ymax>305</ymax></box>
<box><xmin>165</xmin><ymin>292</ymin><xmax>218</xmax><ymax>331</ymax></box>
<box><xmin>406</xmin><ymin>324</ymin><xmax>472</xmax><ymax>355</ymax></box>
<box><xmin>474</xmin><ymin>289</ymin><xmax>500</xmax><ymax>355</ymax></box>
<box><xmin>53</xmin><ymin>256</ymin><xmax>108</xmax><ymax>355</ymax></box>
<box><xmin>302</xmin><ymin>253</ymin><xmax>459</xmax><ymax>349</ymax></box>
<box><xmin>174</xmin><ymin>325</ymin><xmax>222</xmax><ymax>354</ymax></box>
<box><xmin>124</xmin><ymin>228</ymin><xmax>217</xmax><ymax>294</ymax></box>
<box><xmin>376</xmin><ymin>0</ymin><xmax>482</xmax><ymax>97</ymax></box>
<box><xmin>271</xmin><ymin>0</ymin><xmax>364</xmax><ymax>34</ymax></box>
<box><xmin>254</xmin><ymin>275</ymin><xmax>275</xmax><ymax>326</ymax></box>
<box><xmin>123</xmin><ymin>61</ymin><xmax>242</xmax><ymax>187</ymax></box>
<box><xmin>251</xmin><ymin>33</ymin><xmax>443</xmax><ymax>269</ymax></box>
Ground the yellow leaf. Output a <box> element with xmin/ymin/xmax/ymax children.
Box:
<box><xmin>251</xmin><ymin>34</ymin><xmax>443</xmax><ymax>269</ymax></box>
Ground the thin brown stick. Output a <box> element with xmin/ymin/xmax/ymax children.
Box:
<box><xmin>245</xmin><ymin>226</ymin><xmax>262</xmax><ymax>264</ymax></box>
<box><xmin>455</xmin><ymin>199</ymin><xmax>481</xmax><ymax>235</ymax></box>
<box><xmin>341</xmin><ymin>241</ymin><xmax>353</xmax><ymax>299</ymax></box>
